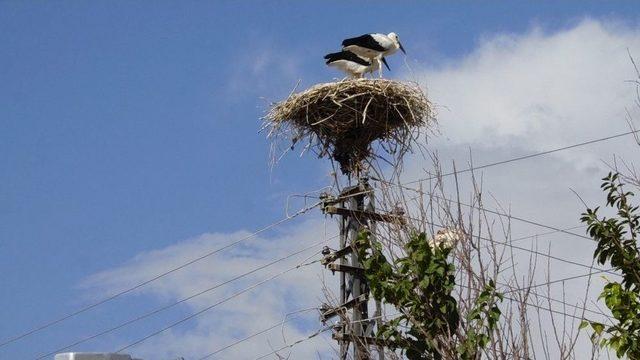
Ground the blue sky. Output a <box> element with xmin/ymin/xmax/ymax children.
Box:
<box><xmin>2</xmin><ymin>2</ymin><xmax>640</xmax><ymax>359</ymax></box>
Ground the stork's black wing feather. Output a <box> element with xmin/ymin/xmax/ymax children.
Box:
<box><xmin>324</xmin><ymin>51</ymin><xmax>370</xmax><ymax>66</ymax></box>
<box><xmin>341</xmin><ymin>34</ymin><xmax>386</xmax><ymax>52</ymax></box>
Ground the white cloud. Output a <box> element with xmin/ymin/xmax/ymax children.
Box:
<box><xmin>417</xmin><ymin>19</ymin><xmax>640</xmax><ymax>167</ymax></box>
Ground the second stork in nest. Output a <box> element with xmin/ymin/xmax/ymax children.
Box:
<box><xmin>324</xmin><ymin>50</ymin><xmax>390</xmax><ymax>79</ymax></box>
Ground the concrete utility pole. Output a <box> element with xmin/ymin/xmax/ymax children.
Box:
<box><xmin>320</xmin><ymin>176</ymin><xmax>397</xmax><ymax>360</ymax></box>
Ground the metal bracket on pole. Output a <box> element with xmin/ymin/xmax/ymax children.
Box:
<box><xmin>332</xmin><ymin>332</ymin><xmax>388</xmax><ymax>348</ymax></box>
<box><xmin>319</xmin><ymin>294</ymin><xmax>368</xmax><ymax>323</ymax></box>
<box><xmin>321</xmin><ymin>245</ymin><xmax>354</xmax><ymax>266</ymax></box>
<box><xmin>323</xmin><ymin>206</ymin><xmax>406</xmax><ymax>225</ymax></box>
<box><xmin>327</xmin><ymin>263</ymin><xmax>365</xmax><ymax>275</ymax></box>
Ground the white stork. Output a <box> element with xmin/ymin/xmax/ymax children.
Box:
<box><xmin>341</xmin><ymin>32</ymin><xmax>406</xmax><ymax>77</ymax></box>
<box><xmin>324</xmin><ymin>50</ymin><xmax>390</xmax><ymax>79</ymax></box>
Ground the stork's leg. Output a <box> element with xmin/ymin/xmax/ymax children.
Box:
<box><xmin>377</xmin><ymin>58</ymin><xmax>383</xmax><ymax>78</ymax></box>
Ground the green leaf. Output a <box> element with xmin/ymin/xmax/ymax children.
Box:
<box><xmin>591</xmin><ymin>322</ymin><xmax>605</xmax><ymax>336</ymax></box>
<box><xmin>579</xmin><ymin>320</ymin><xmax>590</xmax><ymax>330</ymax></box>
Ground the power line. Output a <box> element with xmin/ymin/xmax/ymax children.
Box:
<box><xmin>196</xmin><ymin>240</ymin><xmax>610</xmax><ymax>358</ymax></box>
<box><xmin>509</xmin><ymin>225</ymin><xmax>585</xmax><ymax>244</ymax></box>
<box><xmin>251</xmin><ymin>292</ymin><xmax>594</xmax><ymax>359</ymax></box>
<box><xmin>35</xmin><ymin>129</ymin><xmax>634</xmax><ymax>356</ymax></box>
<box><xmin>332</xmin><ymin>207</ymin><xmax>610</xmax><ymax>316</ymax></box>
<box><xmin>402</xmin><ymin>129</ymin><xmax>640</xmax><ymax>185</ymax></box>
<box><xmin>196</xmin><ymin>269</ymin><xmax>607</xmax><ymax>359</ymax></box>
<box><xmin>323</xmin><ymin>184</ymin><xmax>599</xmax><ymax>273</ymax></box>
<box><xmin>10</xmin><ymin>105</ymin><xmax>632</xmax><ymax>357</ymax></box>
<box><xmin>197</xmin><ymin>308</ymin><xmax>319</xmax><ymax>360</ymax></box>
<box><xmin>458</xmin><ymin>283</ymin><xmax>598</xmax><ymax>324</ymax></box>
<box><xmin>415</xmin><ymin>219</ymin><xmax>617</xmax><ymax>315</ymax></box>
<box><xmin>249</xmin><ymin>283</ymin><xmax>605</xmax><ymax>360</ymax></box>
<box><xmin>35</xmin><ymin>236</ymin><xmax>335</xmax><ymax>360</ymax></box>
<box><xmin>328</xmin><ymin>187</ymin><xmax>589</xmax><ymax>261</ymax></box>
<box><xmin>328</xmin><ymin>158</ymin><xmax>607</xmax><ymax>270</ymax></box>
<box><xmin>448</xmin><ymin>222</ymin><xmax>585</xmax><ymax>255</ymax></box>
<box><xmin>114</xmin><ymin>245</ymin><xmax>325</xmax><ymax>354</ymax></box>
<box><xmin>504</xmin><ymin>294</ymin><xmax>594</xmax><ymax>323</ymax></box>
<box><xmin>195</xmin><ymin>248</ymin><xmax>608</xmax><ymax>359</ymax></box>
<box><xmin>247</xmin><ymin>287</ymin><xmax>603</xmax><ymax>360</ymax></box>
<box><xmin>250</xmin><ymin>314</ymin><xmax>398</xmax><ymax>360</ymax></box>
<box><xmin>352</xmin><ymin>195</ymin><xmax>606</xmax><ymax>274</ymax></box>
<box><xmin>435</xmin><ymin>193</ymin><xmax>590</xmax><ymax>240</ymax></box>
<box><xmin>217</xmin><ymin>264</ymin><xmax>609</xmax><ymax>359</ymax></box>
<box><xmin>506</xmin><ymin>269</ymin><xmax>609</xmax><ymax>294</ymax></box>
<box><xmin>412</xmin><ymin>215</ymin><xmax>615</xmax><ymax>276</ymax></box>
<box><xmin>477</xmin><ymin>232</ymin><xmax>613</xmax><ymax>275</ymax></box>
<box><xmin>369</xmin><ymin>130</ymin><xmax>640</xmax><ymax>242</ymax></box>
<box><xmin>374</xmin><ymin>178</ymin><xmax>591</xmax><ymax>242</ymax></box>
<box><xmin>253</xmin><ymin>325</ymin><xmax>333</xmax><ymax>360</ymax></box>
<box><xmin>0</xmin><ymin>203</ymin><xmax>319</xmax><ymax>350</ymax></box>
<box><xmin>334</xmin><ymin>205</ymin><xmax>610</xmax><ymax>317</ymax></box>
<box><xmin>498</xmin><ymin>270</ymin><xmax>613</xmax><ymax>319</ymax></box>
<box><xmin>243</xmin><ymin>277</ymin><xmax>610</xmax><ymax>359</ymax></box>
<box><xmin>453</xmin><ymin>266</ymin><xmax>610</xmax><ymax>319</ymax></box>
<box><xmin>505</xmin><ymin>282</ymin><xmax>610</xmax><ymax>319</ymax></box>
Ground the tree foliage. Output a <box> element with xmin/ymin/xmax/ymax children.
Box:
<box><xmin>355</xmin><ymin>231</ymin><xmax>502</xmax><ymax>359</ymax></box>
<box><xmin>580</xmin><ymin>172</ymin><xmax>640</xmax><ymax>358</ymax></box>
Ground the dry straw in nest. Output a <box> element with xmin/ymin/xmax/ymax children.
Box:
<box><xmin>264</xmin><ymin>79</ymin><xmax>435</xmax><ymax>175</ymax></box>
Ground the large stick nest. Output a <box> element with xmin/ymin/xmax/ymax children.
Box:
<box><xmin>264</xmin><ymin>79</ymin><xmax>435</xmax><ymax>174</ymax></box>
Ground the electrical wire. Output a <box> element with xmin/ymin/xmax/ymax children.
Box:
<box><xmin>504</xmin><ymin>269</ymin><xmax>609</xmax><ymax>294</ymax></box>
<box><xmin>250</xmin><ymin>313</ymin><xmax>399</xmax><ymax>360</ymax></box>
<box><xmin>401</xmin><ymin>129</ymin><xmax>640</xmax><ymax>185</ymax></box>
<box><xmin>35</xmin><ymin>235</ymin><xmax>335</xmax><ymax>359</ymax></box>
<box><xmin>497</xmin><ymin>277</ymin><xmax>611</xmax><ymax>319</ymax></box>
<box><xmin>373</xmin><ymin>178</ymin><xmax>591</xmax><ymax>241</ymax></box>
<box><xmin>253</xmin><ymin>325</ymin><xmax>333</xmax><ymax>360</ymax></box>
<box><xmin>407</xmin><ymin>215</ymin><xmax>616</xmax><ymax>276</ymax></box>
<box><xmin>201</xmin><ymin>268</ymin><xmax>609</xmax><ymax>359</ymax></box>
<box><xmin>457</xmin><ymin>283</ymin><xmax>596</xmax><ymax>323</ymax></box>
<box><xmin>114</xmin><ymin>243</ymin><xmax>326</xmax><ymax>354</ymax></box>
<box><xmin>0</xmin><ymin>202</ymin><xmax>320</xmax><ymax>350</ymax></box>
<box><xmin>365</xmin><ymin>130</ymin><xmax>640</xmax><ymax>243</ymax></box>
<box><xmin>197</xmin><ymin>307</ymin><xmax>318</xmax><ymax>360</ymax></box>
<box><xmin>320</xmin><ymin>182</ymin><xmax>599</xmax><ymax>272</ymax></box>
<box><xmin>15</xmin><ymin>130</ymin><xmax>638</xmax><ymax>355</ymax></box>
<box><xmin>507</xmin><ymin>225</ymin><xmax>585</xmax><ymax>245</ymax></box>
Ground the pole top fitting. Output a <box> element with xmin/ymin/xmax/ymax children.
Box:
<box><xmin>319</xmin><ymin>192</ymin><xmax>337</xmax><ymax>214</ymax></box>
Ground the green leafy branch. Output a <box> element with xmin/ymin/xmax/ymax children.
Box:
<box><xmin>355</xmin><ymin>230</ymin><xmax>502</xmax><ymax>359</ymax></box>
<box><xmin>580</xmin><ymin>172</ymin><xmax>640</xmax><ymax>358</ymax></box>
